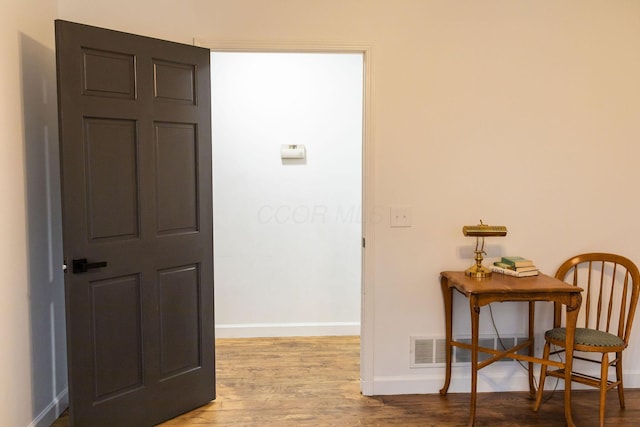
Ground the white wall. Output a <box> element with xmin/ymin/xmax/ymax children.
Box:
<box><xmin>1</xmin><ymin>1</ymin><xmax>66</xmax><ymax>426</ymax></box>
<box><xmin>43</xmin><ymin>0</ymin><xmax>640</xmax><ymax>402</ymax></box>
<box><xmin>211</xmin><ymin>52</ymin><xmax>362</xmax><ymax>338</ymax></box>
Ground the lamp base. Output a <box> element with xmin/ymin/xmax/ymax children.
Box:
<box><xmin>465</xmin><ymin>264</ymin><xmax>492</xmax><ymax>278</ymax></box>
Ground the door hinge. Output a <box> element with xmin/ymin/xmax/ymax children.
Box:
<box><xmin>362</xmin><ymin>237</ymin><xmax>366</xmax><ymax>248</ymax></box>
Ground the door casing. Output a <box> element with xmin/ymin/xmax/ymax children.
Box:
<box><xmin>197</xmin><ymin>38</ymin><xmax>374</xmax><ymax>394</ymax></box>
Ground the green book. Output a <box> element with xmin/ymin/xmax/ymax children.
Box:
<box><xmin>501</xmin><ymin>256</ymin><xmax>534</xmax><ymax>268</ymax></box>
<box><xmin>493</xmin><ymin>261</ymin><xmax>513</xmax><ymax>269</ymax></box>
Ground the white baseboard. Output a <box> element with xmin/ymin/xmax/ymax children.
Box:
<box><xmin>30</xmin><ymin>388</ymin><xmax>68</xmax><ymax>427</ymax></box>
<box><xmin>366</xmin><ymin>364</ymin><xmax>532</xmax><ymax>396</ymax></box>
<box><xmin>215</xmin><ymin>321</ymin><xmax>360</xmax><ymax>338</ymax></box>
<box><xmin>363</xmin><ymin>366</ymin><xmax>640</xmax><ymax>396</ymax></box>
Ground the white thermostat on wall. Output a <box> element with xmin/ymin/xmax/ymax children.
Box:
<box><xmin>280</xmin><ymin>144</ymin><xmax>306</xmax><ymax>159</ymax></box>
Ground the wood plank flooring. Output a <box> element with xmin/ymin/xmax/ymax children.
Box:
<box><xmin>51</xmin><ymin>336</ymin><xmax>640</xmax><ymax>426</ymax></box>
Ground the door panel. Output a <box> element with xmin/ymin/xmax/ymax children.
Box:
<box><xmin>84</xmin><ymin>118</ymin><xmax>139</xmax><ymax>240</ymax></box>
<box><xmin>91</xmin><ymin>275</ymin><xmax>143</xmax><ymax>400</ymax></box>
<box><xmin>155</xmin><ymin>122</ymin><xmax>198</xmax><ymax>233</ymax></box>
<box><xmin>55</xmin><ymin>20</ymin><xmax>214</xmax><ymax>427</ymax></box>
<box><xmin>82</xmin><ymin>48</ymin><xmax>136</xmax><ymax>99</ymax></box>
<box><xmin>153</xmin><ymin>60</ymin><xmax>197</xmax><ymax>103</ymax></box>
<box><xmin>158</xmin><ymin>265</ymin><xmax>200</xmax><ymax>377</ymax></box>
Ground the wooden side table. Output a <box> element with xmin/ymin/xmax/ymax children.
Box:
<box><xmin>439</xmin><ymin>271</ymin><xmax>582</xmax><ymax>427</ymax></box>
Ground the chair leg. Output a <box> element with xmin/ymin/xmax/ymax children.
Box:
<box><xmin>599</xmin><ymin>352</ymin><xmax>609</xmax><ymax>427</ymax></box>
<box><xmin>533</xmin><ymin>341</ymin><xmax>551</xmax><ymax>412</ymax></box>
<box><xmin>616</xmin><ymin>351</ymin><xmax>625</xmax><ymax>409</ymax></box>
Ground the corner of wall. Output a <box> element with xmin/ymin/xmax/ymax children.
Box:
<box><xmin>29</xmin><ymin>388</ymin><xmax>68</xmax><ymax>427</ymax></box>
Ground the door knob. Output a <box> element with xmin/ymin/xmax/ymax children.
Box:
<box><xmin>72</xmin><ymin>258</ymin><xmax>107</xmax><ymax>274</ymax></box>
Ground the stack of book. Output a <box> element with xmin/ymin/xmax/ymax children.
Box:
<box><xmin>491</xmin><ymin>256</ymin><xmax>539</xmax><ymax>277</ymax></box>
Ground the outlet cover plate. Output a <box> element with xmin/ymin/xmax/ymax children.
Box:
<box><xmin>390</xmin><ymin>205</ymin><xmax>412</xmax><ymax>227</ymax></box>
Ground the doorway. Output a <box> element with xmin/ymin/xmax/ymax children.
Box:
<box><xmin>211</xmin><ymin>51</ymin><xmax>363</xmax><ymax>338</ymax></box>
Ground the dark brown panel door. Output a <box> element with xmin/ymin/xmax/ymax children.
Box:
<box><xmin>55</xmin><ymin>20</ymin><xmax>214</xmax><ymax>426</ymax></box>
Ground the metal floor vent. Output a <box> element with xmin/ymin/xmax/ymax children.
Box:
<box><xmin>410</xmin><ymin>335</ymin><xmax>530</xmax><ymax>367</ymax></box>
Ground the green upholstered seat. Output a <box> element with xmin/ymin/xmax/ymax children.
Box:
<box><xmin>545</xmin><ymin>327</ymin><xmax>625</xmax><ymax>348</ymax></box>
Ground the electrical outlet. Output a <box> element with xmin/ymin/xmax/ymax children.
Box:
<box><xmin>390</xmin><ymin>206</ymin><xmax>412</xmax><ymax>227</ymax></box>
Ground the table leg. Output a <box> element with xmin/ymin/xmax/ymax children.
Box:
<box><xmin>563</xmin><ymin>293</ymin><xmax>581</xmax><ymax>427</ymax></box>
<box><xmin>528</xmin><ymin>301</ymin><xmax>535</xmax><ymax>396</ymax></box>
<box><xmin>440</xmin><ymin>276</ymin><xmax>453</xmax><ymax>396</ymax></box>
<box><xmin>469</xmin><ymin>297</ymin><xmax>480</xmax><ymax>427</ymax></box>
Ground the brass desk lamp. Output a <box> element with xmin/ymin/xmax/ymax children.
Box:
<box><xmin>463</xmin><ymin>221</ymin><xmax>507</xmax><ymax>278</ymax></box>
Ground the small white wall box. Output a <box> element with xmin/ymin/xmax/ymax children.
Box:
<box><xmin>280</xmin><ymin>144</ymin><xmax>306</xmax><ymax>159</ymax></box>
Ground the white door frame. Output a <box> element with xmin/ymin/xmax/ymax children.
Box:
<box><xmin>196</xmin><ymin>39</ymin><xmax>375</xmax><ymax>394</ymax></box>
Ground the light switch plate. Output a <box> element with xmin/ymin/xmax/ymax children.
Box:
<box><xmin>390</xmin><ymin>206</ymin><xmax>412</xmax><ymax>227</ymax></box>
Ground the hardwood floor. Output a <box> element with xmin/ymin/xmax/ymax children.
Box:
<box><xmin>51</xmin><ymin>336</ymin><xmax>640</xmax><ymax>426</ymax></box>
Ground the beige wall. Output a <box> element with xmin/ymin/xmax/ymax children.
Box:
<box><xmin>0</xmin><ymin>6</ymin><xmax>31</xmax><ymax>423</ymax></box>
<box><xmin>58</xmin><ymin>0</ymin><xmax>640</xmax><ymax>393</ymax></box>
<box><xmin>5</xmin><ymin>2</ymin><xmax>640</xmax><ymax>423</ymax></box>
<box><xmin>1</xmin><ymin>1</ymin><xmax>63</xmax><ymax>426</ymax></box>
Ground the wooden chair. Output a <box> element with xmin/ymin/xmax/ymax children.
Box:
<box><xmin>533</xmin><ymin>253</ymin><xmax>640</xmax><ymax>426</ymax></box>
